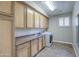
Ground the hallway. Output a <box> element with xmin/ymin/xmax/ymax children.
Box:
<box><xmin>36</xmin><ymin>42</ymin><xmax>76</xmax><ymax>57</ymax></box>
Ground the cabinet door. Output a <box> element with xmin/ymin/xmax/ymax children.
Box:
<box><xmin>34</xmin><ymin>12</ymin><xmax>40</xmax><ymax>28</ymax></box>
<box><xmin>40</xmin><ymin>15</ymin><xmax>48</xmax><ymax>28</ymax></box>
<box><xmin>0</xmin><ymin>20</ymin><xmax>12</xmax><ymax>57</ymax></box>
<box><xmin>42</xmin><ymin>36</ymin><xmax>46</xmax><ymax>47</ymax></box>
<box><xmin>45</xmin><ymin>17</ymin><xmax>48</xmax><ymax>28</ymax></box>
<box><xmin>27</xmin><ymin>7</ymin><xmax>34</xmax><ymax>28</ymax></box>
<box><xmin>43</xmin><ymin>17</ymin><xmax>48</xmax><ymax>28</ymax></box>
<box><xmin>40</xmin><ymin>15</ymin><xmax>44</xmax><ymax>28</ymax></box>
<box><xmin>39</xmin><ymin>37</ymin><xmax>43</xmax><ymax>51</ymax></box>
<box><xmin>0</xmin><ymin>2</ymin><xmax>12</xmax><ymax>15</ymax></box>
<box><xmin>17</xmin><ymin>42</ymin><xmax>30</xmax><ymax>57</ymax></box>
<box><xmin>31</xmin><ymin>39</ymin><xmax>38</xmax><ymax>56</ymax></box>
<box><xmin>15</xmin><ymin>2</ymin><xmax>26</xmax><ymax>28</ymax></box>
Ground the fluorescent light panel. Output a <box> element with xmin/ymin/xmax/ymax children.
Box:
<box><xmin>44</xmin><ymin>1</ymin><xmax>55</xmax><ymax>11</ymax></box>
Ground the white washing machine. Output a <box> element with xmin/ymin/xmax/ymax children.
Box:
<box><xmin>42</xmin><ymin>32</ymin><xmax>53</xmax><ymax>47</ymax></box>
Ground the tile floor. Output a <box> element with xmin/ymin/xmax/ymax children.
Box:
<box><xmin>36</xmin><ymin>42</ymin><xmax>76</xmax><ymax>57</ymax></box>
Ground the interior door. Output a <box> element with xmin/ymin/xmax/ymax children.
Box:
<box><xmin>77</xmin><ymin>14</ymin><xmax>79</xmax><ymax>47</ymax></box>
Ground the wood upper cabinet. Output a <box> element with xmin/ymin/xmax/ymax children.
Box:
<box><xmin>16</xmin><ymin>42</ymin><xmax>30</xmax><ymax>57</ymax></box>
<box><xmin>0</xmin><ymin>1</ymin><xmax>12</xmax><ymax>15</ymax></box>
<box><xmin>39</xmin><ymin>37</ymin><xmax>43</xmax><ymax>51</ymax></box>
<box><xmin>34</xmin><ymin>11</ymin><xmax>40</xmax><ymax>28</ymax></box>
<box><xmin>27</xmin><ymin>7</ymin><xmax>34</xmax><ymax>28</ymax></box>
<box><xmin>14</xmin><ymin>2</ymin><xmax>48</xmax><ymax>29</ymax></box>
<box><xmin>43</xmin><ymin>16</ymin><xmax>48</xmax><ymax>28</ymax></box>
<box><xmin>0</xmin><ymin>17</ymin><xmax>13</xmax><ymax>56</ymax></box>
<box><xmin>31</xmin><ymin>39</ymin><xmax>38</xmax><ymax>56</ymax></box>
<box><xmin>15</xmin><ymin>2</ymin><xmax>26</xmax><ymax>28</ymax></box>
<box><xmin>39</xmin><ymin>15</ymin><xmax>44</xmax><ymax>28</ymax></box>
<box><xmin>40</xmin><ymin>14</ymin><xmax>48</xmax><ymax>28</ymax></box>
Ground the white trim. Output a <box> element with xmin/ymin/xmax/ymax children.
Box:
<box><xmin>53</xmin><ymin>40</ymin><xmax>72</xmax><ymax>45</ymax></box>
<box><xmin>72</xmin><ymin>45</ymin><xmax>78</xmax><ymax>56</ymax></box>
<box><xmin>72</xmin><ymin>44</ymin><xmax>79</xmax><ymax>57</ymax></box>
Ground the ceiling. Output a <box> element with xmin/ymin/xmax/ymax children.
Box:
<box><xmin>33</xmin><ymin>1</ymin><xmax>75</xmax><ymax>17</ymax></box>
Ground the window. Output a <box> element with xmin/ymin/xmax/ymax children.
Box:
<box><xmin>59</xmin><ymin>16</ymin><xmax>70</xmax><ymax>27</ymax></box>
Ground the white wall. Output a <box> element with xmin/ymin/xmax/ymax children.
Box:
<box><xmin>72</xmin><ymin>1</ymin><xmax>79</xmax><ymax>56</ymax></box>
<box><xmin>48</xmin><ymin>13</ymin><xmax>73</xmax><ymax>44</ymax></box>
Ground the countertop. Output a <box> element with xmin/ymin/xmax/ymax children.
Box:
<box><xmin>16</xmin><ymin>33</ymin><xmax>44</xmax><ymax>46</ymax></box>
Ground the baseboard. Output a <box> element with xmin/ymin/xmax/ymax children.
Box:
<box><xmin>72</xmin><ymin>45</ymin><xmax>77</xmax><ymax>57</ymax></box>
<box><xmin>53</xmin><ymin>40</ymin><xmax>72</xmax><ymax>45</ymax></box>
<box><xmin>72</xmin><ymin>44</ymin><xmax>79</xmax><ymax>57</ymax></box>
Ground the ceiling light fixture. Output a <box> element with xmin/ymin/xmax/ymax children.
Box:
<box><xmin>44</xmin><ymin>1</ymin><xmax>55</xmax><ymax>11</ymax></box>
